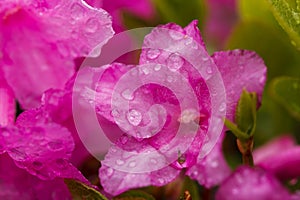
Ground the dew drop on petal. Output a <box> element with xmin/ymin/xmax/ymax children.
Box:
<box><xmin>219</xmin><ymin>102</ymin><xmax>226</xmax><ymax>112</ymax></box>
<box><xmin>106</xmin><ymin>168</ymin><xmax>114</xmax><ymax>177</ymax></box>
<box><xmin>154</xmin><ymin>65</ymin><xmax>161</xmax><ymax>71</ymax></box>
<box><xmin>85</xmin><ymin>18</ymin><xmax>99</xmax><ymax>34</ymax></box>
<box><xmin>150</xmin><ymin>158</ymin><xmax>158</xmax><ymax>164</ymax></box>
<box><xmin>116</xmin><ymin>159</ymin><xmax>125</xmax><ymax>165</ymax></box>
<box><xmin>128</xmin><ymin>161</ymin><xmax>136</xmax><ymax>168</ymax></box>
<box><xmin>169</xmin><ymin>30</ymin><xmax>184</xmax><ymax>40</ymax></box>
<box><xmin>70</xmin><ymin>3</ymin><xmax>85</xmax><ymax>19</ymax></box>
<box><xmin>147</xmin><ymin>49</ymin><xmax>161</xmax><ymax>60</ymax></box>
<box><xmin>184</xmin><ymin>37</ymin><xmax>193</xmax><ymax>45</ymax></box>
<box><xmin>167</xmin><ymin>53</ymin><xmax>184</xmax><ymax>71</ymax></box>
<box><xmin>206</xmin><ymin>66</ymin><xmax>212</xmax><ymax>74</ymax></box>
<box><xmin>122</xmin><ymin>89</ymin><xmax>134</xmax><ymax>100</ymax></box>
<box><xmin>127</xmin><ymin>109</ymin><xmax>142</xmax><ymax>126</ymax></box>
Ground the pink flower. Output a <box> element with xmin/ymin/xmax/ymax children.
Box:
<box><xmin>254</xmin><ymin>135</ymin><xmax>300</xmax><ymax>180</ymax></box>
<box><xmin>216</xmin><ymin>166</ymin><xmax>290</xmax><ymax>200</ymax></box>
<box><xmin>0</xmin><ymin>0</ymin><xmax>114</xmax><ymax>109</ymax></box>
<box><xmin>84</xmin><ymin>0</ymin><xmax>154</xmax><ymax>32</ymax></box>
<box><xmin>92</xmin><ymin>20</ymin><xmax>266</xmax><ymax>195</ymax></box>
<box><xmin>205</xmin><ymin>0</ymin><xmax>238</xmax><ymax>49</ymax></box>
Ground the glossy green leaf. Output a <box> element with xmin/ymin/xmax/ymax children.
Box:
<box><xmin>270</xmin><ymin>77</ymin><xmax>300</xmax><ymax>121</ymax></box>
<box><xmin>151</xmin><ymin>0</ymin><xmax>206</xmax><ymax>27</ymax></box>
<box><xmin>239</xmin><ymin>0</ymin><xmax>276</xmax><ymax>25</ymax></box>
<box><xmin>224</xmin><ymin>90</ymin><xmax>258</xmax><ymax>141</ymax></box>
<box><xmin>113</xmin><ymin>190</ymin><xmax>155</xmax><ymax>200</ymax></box>
<box><xmin>235</xmin><ymin>90</ymin><xmax>257</xmax><ymax>136</ymax></box>
<box><xmin>64</xmin><ymin>179</ymin><xmax>108</xmax><ymax>200</ymax></box>
<box><xmin>267</xmin><ymin>0</ymin><xmax>300</xmax><ymax>49</ymax></box>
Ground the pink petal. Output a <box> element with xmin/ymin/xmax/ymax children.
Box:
<box><xmin>205</xmin><ymin>0</ymin><xmax>238</xmax><ymax>48</ymax></box>
<box><xmin>0</xmin><ymin>153</ymin><xmax>72</xmax><ymax>200</ymax></box>
<box><xmin>99</xmin><ymin>144</ymin><xmax>180</xmax><ymax>196</ymax></box>
<box><xmin>1</xmin><ymin>0</ymin><xmax>114</xmax><ymax>109</ymax></box>
<box><xmin>212</xmin><ymin>50</ymin><xmax>267</xmax><ymax>121</ymax></box>
<box><xmin>253</xmin><ymin>135</ymin><xmax>300</xmax><ymax>180</ymax></box>
<box><xmin>0</xmin><ymin>70</ymin><xmax>15</xmax><ymax>126</ymax></box>
<box><xmin>254</xmin><ymin>135</ymin><xmax>296</xmax><ymax>164</ymax></box>
<box><xmin>186</xmin><ymin>141</ymin><xmax>230</xmax><ymax>188</ymax></box>
<box><xmin>1</xmin><ymin>119</ymin><xmax>89</xmax><ymax>184</ymax></box>
<box><xmin>216</xmin><ymin>166</ymin><xmax>290</xmax><ymax>200</ymax></box>
<box><xmin>85</xmin><ymin>0</ymin><xmax>154</xmax><ymax>32</ymax></box>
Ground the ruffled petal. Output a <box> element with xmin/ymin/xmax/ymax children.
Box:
<box><xmin>99</xmin><ymin>144</ymin><xmax>180</xmax><ymax>196</ymax></box>
<box><xmin>0</xmin><ymin>153</ymin><xmax>72</xmax><ymax>200</ymax></box>
<box><xmin>216</xmin><ymin>166</ymin><xmax>290</xmax><ymax>200</ymax></box>
<box><xmin>0</xmin><ymin>70</ymin><xmax>15</xmax><ymax>126</ymax></box>
<box><xmin>0</xmin><ymin>0</ymin><xmax>114</xmax><ymax>109</ymax></box>
<box><xmin>186</xmin><ymin>141</ymin><xmax>231</xmax><ymax>188</ymax></box>
<box><xmin>254</xmin><ymin>136</ymin><xmax>300</xmax><ymax>180</ymax></box>
<box><xmin>212</xmin><ymin>50</ymin><xmax>267</xmax><ymax>121</ymax></box>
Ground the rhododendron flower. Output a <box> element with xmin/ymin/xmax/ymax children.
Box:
<box><xmin>254</xmin><ymin>135</ymin><xmax>300</xmax><ymax>180</ymax></box>
<box><xmin>85</xmin><ymin>0</ymin><xmax>154</xmax><ymax>32</ymax></box>
<box><xmin>0</xmin><ymin>0</ymin><xmax>114</xmax><ymax>109</ymax></box>
<box><xmin>216</xmin><ymin>166</ymin><xmax>290</xmax><ymax>200</ymax></box>
<box><xmin>89</xmin><ymin>20</ymin><xmax>267</xmax><ymax>195</ymax></box>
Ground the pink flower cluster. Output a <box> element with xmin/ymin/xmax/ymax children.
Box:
<box><xmin>0</xmin><ymin>0</ymin><xmax>299</xmax><ymax>199</ymax></box>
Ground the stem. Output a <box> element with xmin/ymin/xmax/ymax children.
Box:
<box><xmin>237</xmin><ymin>137</ymin><xmax>254</xmax><ymax>166</ymax></box>
<box><xmin>202</xmin><ymin>187</ymin><xmax>211</xmax><ymax>200</ymax></box>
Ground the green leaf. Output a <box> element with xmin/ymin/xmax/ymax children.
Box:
<box><xmin>239</xmin><ymin>0</ymin><xmax>276</xmax><ymax>25</ymax></box>
<box><xmin>151</xmin><ymin>0</ymin><xmax>206</xmax><ymax>27</ymax></box>
<box><xmin>235</xmin><ymin>90</ymin><xmax>257</xmax><ymax>136</ymax></box>
<box><xmin>270</xmin><ymin>77</ymin><xmax>300</xmax><ymax>121</ymax></box>
<box><xmin>64</xmin><ymin>179</ymin><xmax>108</xmax><ymax>200</ymax></box>
<box><xmin>267</xmin><ymin>0</ymin><xmax>300</xmax><ymax>49</ymax></box>
<box><xmin>224</xmin><ymin>90</ymin><xmax>258</xmax><ymax>140</ymax></box>
<box><xmin>224</xmin><ymin>119</ymin><xmax>250</xmax><ymax>141</ymax></box>
<box><xmin>113</xmin><ymin>190</ymin><xmax>155</xmax><ymax>200</ymax></box>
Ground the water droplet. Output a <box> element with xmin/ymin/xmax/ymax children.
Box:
<box><xmin>122</xmin><ymin>89</ymin><xmax>134</xmax><ymax>100</ymax></box>
<box><xmin>127</xmin><ymin>109</ymin><xmax>142</xmax><ymax>126</ymax></box>
<box><xmin>202</xmin><ymin>57</ymin><xmax>209</xmax><ymax>62</ymax></box>
<box><xmin>184</xmin><ymin>37</ymin><xmax>193</xmax><ymax>45</ymax></box>
<box><xmin>116</xmin><ymin>159</ymin><xmax>125</xmax><ymax>165</ymax></box>
<box><xmin>106</xmin><ymin>168</ymin><xmax>114</xmax><ymax>176</ymax></box>
<box><xmin>85</xmin><ymin>18</ymin><xmax>99</xmax><ymax>33</ymax></box>
<box><xmin>147</xmin><ymin>49</ymin><xmax>161</xmax><ymax>60</ymax></box>
<box><xmin>32</xmin><ymin>161</ymin><xmax>43</xmax><ymax>170</ymax></box>
<box><xmin>206</xmin><ymin>66</ymin><xmax>212</xmax><ymax>74</ymax></box>
<box><xmin>70</xmin><ymin>3</ymin><xmax>84</xmax><ymax>19</ymax></box>
<box><xmin>150</xmin><ymin>158</ymin><xmax>157</xmax><ymax>164</ymax></box>
<box><xmin>141</xmin><ymin>67</ymin><xmax>150</xmax><ymax>75</ymax></box>
<box><xmin>191</xmin><ymin>171</ymin><xmax>199</xmax><ymax>177</ymax></box>
<box><xmin>167</xmin><ymin>53</ymin><xmax>184</xmax><ymax>71</ymax></box>
<box><xmin>47</xmin><ymin>140</ymin><xmax>63</xmax><ymax>151</ymax></box>
<box><xmin>154</xmin><ymin>65</ymin><xmax>161</xmax><ymax>71</ymax></box>
<box><xmin>169</xmin><ymin>30</ymin><xmax>184</xmax><ymax>40</ymax></box>
<box><xmin>128</xmin><ymin>161</ymin><xmax>136</xmax><ymax>168</ymax></box>
<box><xmin>167</xmin><ymin>75</ymin><xmax>173</xmax><ymax>83</ymax></box>
<box><xmin>210</xmin><ymin>160</ymin><xmax>218</xmax><ymax>168</ymax></box>
<box><xmin>219</xmin><ymin>102</ymin><xmax>226</xmax><ymax>112</ymax></box>
<box><xmin>157</xmin><ymin>178</ymin><xmax>165</xmax><ymax>184</ymax></box>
